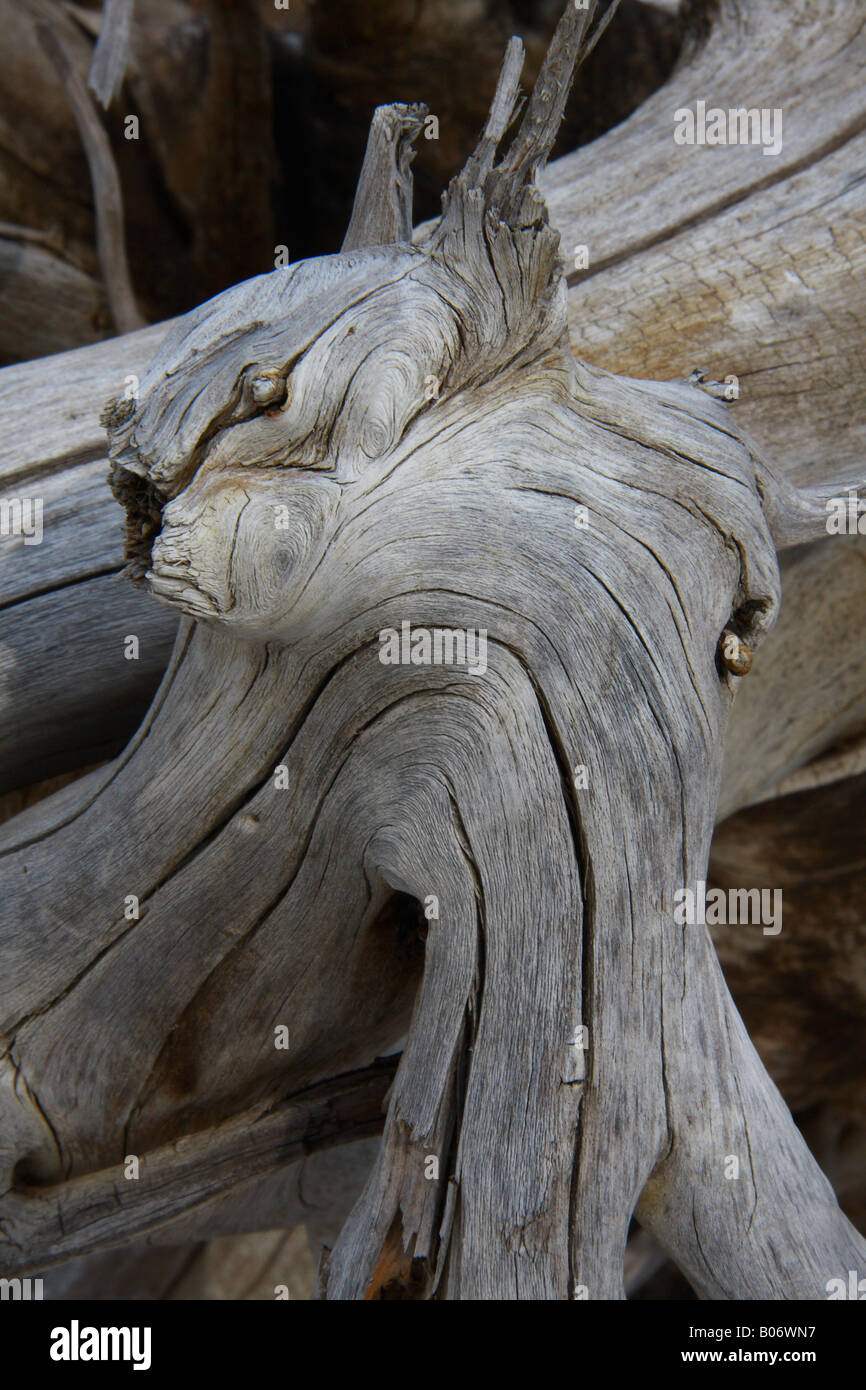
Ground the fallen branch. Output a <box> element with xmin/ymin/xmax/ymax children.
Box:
<box><xmin>87</xmin><ymin>0</ymin><xmax>135</xmax><ymax>109</ymax></box>
<box><xmin>36</xmin><ymin>9</ymin><xmax>144</xmax><ymax>333</ymax></box>
<box><xmin>1</xmin><ymin>0</ymin><xmax>864</xmax><ymax>1299</ymax></box>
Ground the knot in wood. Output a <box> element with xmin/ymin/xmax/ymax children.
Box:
<box><xmin>719</xmin><ymin>628</ymin><xmax>753</xmax><ymax>676</ymax></box>
<box><xmin>250</xmin><ymin>370</ymin><xmax>285</xmax><ymax>406</ymax></box>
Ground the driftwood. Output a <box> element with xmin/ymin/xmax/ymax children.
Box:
<box><xmin>4</xmin><ymin>0</ymin><xmax>865</xmax><ymax>798</ymax></box>
<box><xmin>1</xmin><ymin>0</ymin><xmax>865</xmax><ymax>1299</ymax></box>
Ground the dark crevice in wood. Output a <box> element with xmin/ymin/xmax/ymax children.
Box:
<box><xmin>0</xmin><ymin>564</ymin><xmax>123</xmax><ymax>616</ymax></box>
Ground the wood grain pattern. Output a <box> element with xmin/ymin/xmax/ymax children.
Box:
<box><xmin>0</xmin><ymin>0</ymin><xmax>864</xmax><ymax>1298</ymax></box>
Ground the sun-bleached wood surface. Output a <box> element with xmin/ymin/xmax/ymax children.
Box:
<box><xmin>1</xmin><ymin>0</ymin><xmax>864</xmax><ymax>1298</ymax></box>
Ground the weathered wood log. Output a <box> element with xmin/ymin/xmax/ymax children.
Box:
<box><xmin>0</xmin><ymin>1063</ymin><xmax>396</xmax><ymax>1271</ymax></box>
<box><xmin>546</xmin><ymin>0</ymin><xmax>866</xmax><ymax>485</ymax></box>
<box><xmin>36</xmin><ymin>10</ymin><xmax>144</xmax><ymax>335</ymax></box>
<box><xmin>1</xmin><ymin>0</ymin><xmax>864</xmax><ymax>1298</ymax></box>
<box><xmin>0</xmin><ymin>322</ymin><xmax>178</xmax><ymax>790</ymax></box>
<box><xmin>3</xmin><ymin>0</ymin><xmax>864</xmax><ymax>799</ymax></box>
<box><xmin>2</xmin><ymin>363</ymin><xmax>861</xmax><ymax>802</ymax></box>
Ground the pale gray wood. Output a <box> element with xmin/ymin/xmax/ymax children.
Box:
<box><xmin>0</xmin><ymin>322</ymin><xmax>166</xmax><ymax>478</ymax></box>
<box><xmin>541</xmin><ymin>0</ymin><xmax>866</xmax><ymax>489</ymax></box>
<box><xmin>0</xmin><ymin>322</ymin><xmax>177</xmax><ymax>790</ymax></box>
<box><xmin>5</xmin><ymin>0</ymin><xmax>866</xmax><ymax>797</ymax></box>
<box><xmin>0</xmin><ymin>0</ymin><xmax>864</xmax><ymax>1300</ymax></box>
<box><xmin>0</xmin><ymin>573</ymin><xmax>175</xmax><ymax>789</ymax></box>
<box><xmin>341</xmin><ymin>103</ymin><xmax>428</xmax><ymax>252</ymax></box>
<box><xmin>36</xmin><ymin>9</ymin><xmax>143</xmax><ymax>335</ymax></box>
<box><xmin>1</xmin><ymin>1062</ymin><xmax>395</xmax><ymax>1271</ymax></box>
<box><xmin>88</xmin><ymin>0</ymin><xmax>135</xmax><ymax>109</ymax></box>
